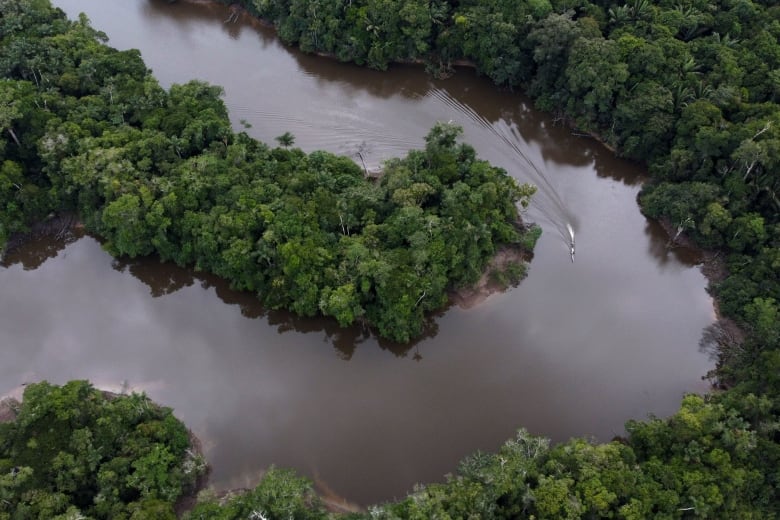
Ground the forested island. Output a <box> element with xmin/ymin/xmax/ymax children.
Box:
<box><xmin>1</xmin><ymin>0</ymin><xmax>779</xmax><ymax>518</ymax></box>
<box><xmin>0</xmin><ymin>1</ymin><xmax>539</xmax><ymax>344</ymax></box>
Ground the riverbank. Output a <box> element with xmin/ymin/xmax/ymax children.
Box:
<box><xmin>3</xmin><ymin>209</ymin><xmax>536</xmax><ymax>317</ymax></box>
<box><xmin>449</xmin><ymin>245</ymin><xmax>531</xmax><ymax>309</ymax></box>
<box><xmin>657</xmin><ymin>217</ymin><xmax>746</xmax><ymax>388</ymax></box>
<box><xmin>1</xmin><ymin>212</ymin><xmax>82</xmax><ymax>264</ymax></box>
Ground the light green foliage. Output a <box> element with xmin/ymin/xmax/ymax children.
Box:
<box><xmin>727</xmin><ymin>212</ymin><xmax>767</xmax><ymax>253</ymax></box>
<box><xmin>744</xmin><ymin>297</ymin><xmax>779</xmax><ymax>347</ymax></box>
<box><xmin>518</xmin><ymin>223</ymin><xmax>542</xmax><ymax>251</ymax></box>
<box><xmin>639</xmin><ymin>181</ymin><xmax>722</xmax><ymax>242</ymax></box>
<box><xmin>319</xmin><ymin>283</ymin><xmax>363</xmax><ymax>327</ymax></box>
<box><xmin>101</xmin><ymin>193</ymin><xmax>154</xmax><ymax>257</ymax></box>
<box><xmin>185</xmin><ymin>468</ymin><xmax>328</xmax><ymax>520</ymax></box>
<box><xmin>698</xmin><ymin>201</ymin><xmax>732</xmax><ymax>246</ymax></box>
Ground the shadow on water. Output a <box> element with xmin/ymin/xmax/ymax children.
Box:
<box><xmin>5</xmin><ymin>231</ymin><xmax>438</xmax><ymax>360</ymax></box>
<box><xmin>143</xmin><ymin>0</ymin><xmax>425</xmax><ymax>101</ymax></box>
<box><xmin>96</xmin><ymin>239</ymin><xmax>441</xmax><ymax>360</ymax></box>
<box><xmin>141</xmin><ymin>0</ymin><xmax>273</xmax><ymax>43</ymax></box>
<box><xmin>592</xmin><ymin>150</ymin><xmax>645</xmax><ymax>186</ymax></box>
<box><xmin>1</xmin><ymin>228</ymin><xmax>83</xmax><ymax>271</ymax></box>
<box><xmin>111</xmin><ymin>254</ymin><xmax>197</xmax><ymax>297</ymax></box>
<box><xmin>644</xmin><ymin>220</ymin><xmax>704</xmax><ymax>267</ymax></box>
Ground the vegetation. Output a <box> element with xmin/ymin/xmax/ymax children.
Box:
<box><xmin>1</xmin><ymin>0</ymin><xmax>779</xmax><ymax>518</ymax></box>
<box><xmin>184</xmin><ymin>469</ymin><xmax>328</xmax><ymax>520</ymax></box>
<box><xmin>221</xmin><ymin>1</ymin><xmax>780</xmax><ymax>335</ymax></box>
<box><xmin>202</xmin><ymin>1</ymin><xmax>780</xmax><ymax>514</ymax></box>
<box><xmin>0</xmin><ymin>381</ymin><xmax>205</xmax><ymax>519</ymax></box>
<box><xmin>171</xmin><ymin>395</ymin><xmax>780</xmax><ymax>518</ymax></box>
<box><xmin>0</xmin><ymin>0</ymin><xmax>536</xmax><ymax>344</ymax></box>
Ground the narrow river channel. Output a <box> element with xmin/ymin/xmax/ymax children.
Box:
<box><xmin>0</xmin><ymin>0</ymin><xmax>715</xmax><ymax>506</ymax></box>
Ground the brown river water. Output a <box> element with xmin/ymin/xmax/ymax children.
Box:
<box><xmin>0</xmin><ymin>0</ymin><xmax>714</xmax><ymax>506</ymax></box>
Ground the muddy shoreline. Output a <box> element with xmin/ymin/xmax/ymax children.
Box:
<box><xmin>449</xmin><ymin>244</ymin><xmax>532</xmax><ymax>309</ymax></box>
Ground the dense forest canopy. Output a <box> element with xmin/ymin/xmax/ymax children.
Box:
<box><xmin>225</xmin><ymin>0</ymin><xmax>780</xmax><ymax>271</ymax></box>
<box><xmin>1</xmin><ymin>0</ymin><xmax>779</xmax><ymax>518</ymax></box>
<box><xmin>0</xmin><ymin>381</ymin><xmax>205</xmax><ymax>519</ymax></box>
<box><xmin>0</xmin><ymin>0</ymin><xmax>539</xmax><ymax>344</ymax></box>
<box><xmin>212</xmin><ymin>0</ymin><xmax>780</xmax><ymax>394</ymax></box>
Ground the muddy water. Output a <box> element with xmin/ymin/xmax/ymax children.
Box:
<box><xmin>1</xmin><ymin>0</ymin><xmax>714</xmax><ymax>506</ymax></box>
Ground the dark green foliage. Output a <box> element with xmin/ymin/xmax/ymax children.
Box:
<box><xmin>0</xmin><ymin>1</ymin><xmax>538</xmax><ymax>343</ymax></box>
<box><xmin>4</xmin><ymin>0</ymin><xmax>780</xmax><ymax>518</ymax></box>
<box><xmin>0</xmin><ymin>381</ymin><xmax>205</xmax><ymax>520</ymax></box>
<box><xmin>369</xmin><ymin>395</ymin><xmax>777</xmax><ymax>519</ymax></box>
<box><xmin>517</xmin><ymin>223</ymin><xmax>542</xmax><ymax>251</ymax></box>
<box><xmin>205</xmin><ymin>0</ymin><xmax>780</xmax><ymax>517</ymax></box>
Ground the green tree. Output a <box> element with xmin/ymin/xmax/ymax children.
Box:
<box><xmin>275</xmin><ymin>131</ymin><xmax>295</xmax><ymax>148</ymax></box>
<box><xmin>101</xmin><ymin>192</ymin><xmax>154</xmax><ymax>258</ymax></box>
<box><xmin>565</xmin><ymin>36</ymin><xmax>629</xmax><ymax>127</ymax></box>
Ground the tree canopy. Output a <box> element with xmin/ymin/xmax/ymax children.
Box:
<box><xmin>2</xmin><ymin>0</ymin><xmax>779</xmax><ymax>518</ymax></box>
<box><xmin>0</xmin><ymin>381</ymin><xmax>205</xmax><ymax>519</ymax></box>
<box><xmin>0</xmin><ymin>0</ymin><xmax>538</xmax><ymax>343</ymax></box>
<box><xmin>206</xmin><ymin>2</ymin><xmax>780</xmax><ymax>514</ymax></box>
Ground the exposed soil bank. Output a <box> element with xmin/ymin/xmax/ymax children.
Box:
<box><xmin>450</xmin><ymin>245</ymin><xmax>531</xmax><ymax>309</ymax></box>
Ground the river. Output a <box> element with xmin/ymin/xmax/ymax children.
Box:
<box><xmin>0</xmin><ymin>0</ymin><xmax>714</xmax><ymax>507</ymax></box>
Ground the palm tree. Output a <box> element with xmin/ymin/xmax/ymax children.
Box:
<box><xmin>275</xmin><ymin>131</ymin><xmax>295</xmax><ymax>148</ymax></box>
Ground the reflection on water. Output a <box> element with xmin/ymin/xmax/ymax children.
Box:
<box><xmin>113</xmin><ymin>253</ymin><xmax>421</xmax><ymax>360</ymax></box>
<box><xmin>644</xmin><ymin>221</ymin><xmax>705</xmax><ymax>267</ymax></box>
<box><xmin>1</xmin><ymin>230</ymin><xmax>82</xmax><ymax>271</ymax></box>
<box><xmin>2</xmin><ymin>0</ymin><xmax>719</xmax><ymax>506</ymax></box>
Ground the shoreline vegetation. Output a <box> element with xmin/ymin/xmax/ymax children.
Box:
<box><xmin>0</xmin><ymin>212</ymin><xmax>536</xmax><ymax>310</ymax></box>
<box><xmin>1</xmin><ymin>0</ymin><xmax>778</xmax><ymax>518</ymax></box>
<box><xmin>0</xmin><ymin>0</ymin><xmax>541</xmax><ymax>345</ymax></box>
<box><xmin>0</xmin><ymin>381</ymin><xmax>208</xmax><ymax>519</ymax></box>
<box><xmin>0</xmin><ymin>211</ymin><xmax>82</xmax><ymax>261</ymax></box>
<box><xmin>182</xmin><ymin>0</ymin><xmax>780</xmax><ymax>451</ymax></box>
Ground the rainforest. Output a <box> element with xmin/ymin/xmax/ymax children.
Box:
<box><xmin>1</xmin><ymin>0</ymin><xmax>779</xmax><ymax>518</ymax></box>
